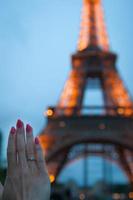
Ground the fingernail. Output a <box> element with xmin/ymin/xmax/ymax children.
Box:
<box><xmin>16</xmin><ymin>119</ymin><xmax>23</xmax><ymax>129</ymax></box>
<box><xmin>26</xmin><ymin>124</ymin><xmax>32</xmax><ymax>133</ymax></box>
<box><xmin>10</xmin><ymin>127</ymin><xmax>16</xmax><ymax>135</ymax></box>
<box><xmin>35</xmin><ymin>137</ymin><xmax>40</xmax><ymax>145</ymax></box>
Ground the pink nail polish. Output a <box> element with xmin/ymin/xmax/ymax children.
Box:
<box><xmin>35</xmin><ymin>137</ymin><xmax>40</xmax><ymax>145</ymax></box>
<box><xmin>10</xmin><ymin>127</ymin><xmax>16</xmax><ymax>135</ymax></box>
<box><xmin>26</xmin><ymin>124</ymin><xmax>32</xmax><ymax>133</ymax></box>
<box><xmin>16</xmin><ymin>119</ymin><xmax>23</xmax><ymax>129</ymax></box>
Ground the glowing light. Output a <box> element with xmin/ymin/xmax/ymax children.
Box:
<box><xmin>57</xmin><ymin>70</ymin><xmax>85</xmax><ymax>115</ymax></box>
<box><xmin>57</xmin><ymin>0</ymin><xmax>133</xmax><ymax>117</ymax></box>
<box><xmin>85</xmin><ymin>0</ymin><xmax>99</xmax><ymax>4</ymax></box>
<box><xmin>117</xmin><ymin>108</ymin><xmax>124</xmax><ymax>115</ymax></box>
<box><xmin>125</xmin><ymin>108</ymin><xmax>133</xmax><ymax>116</ymax></box>
<box><xmin>129</xmin><ymin>192</ymin><xmax>133</xmax><ymax>199</ymax></box>
<box><xmin>39</xmin><ymin>135</ymin><xmax>52</xmax><ymax>150</ymax></box>
<box><xmin>79</xmin><ymin>193</ymin><xmax>85</xmax><ymax>200</ymax></box>
<box><xmin>49</xmin><ymin>174</ymin><xmax>55</xmax><ymax>183</ymax></box>
<box><xmin>45</xmin><ymin>109</ymin><xmax>54</xmax><ymax>117</ymax></box>
<box><xmin>112</xmin><ymin>193</ymin><xmax>121</xmax><ymax>200</ymax></box>
<box><xmin>73</xmin><ymin>59</ymin><xmax>81</xmax><ymax>67</ymax></box>
<box><xmin>99</xmin><ymin>123</ymin><xmax>105</xmax><ymax>130</ymax></box>
<box><xmin>78</xmin><ymin>0</ymin><xmax>109</xmax><ymax>51</ymax></box>
<box><xmin>104</xmin><ymin>70</ymin><xmax>133</xmax><ymax>116</ymax></box>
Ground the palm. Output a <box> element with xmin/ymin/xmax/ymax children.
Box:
<box><xmin>2</xmin><ymin>176</ymin><xmax>17</xmax><ymax>200</ymax></box>
<box><xmin>29</xmin><ymin>173</ymin><xmax>50</xmax><ymax>200</ymax></box>
<box><xmin>3</xmin><ymin>168</ymin><xmax>50</xmax><ymax>200</ymax></box>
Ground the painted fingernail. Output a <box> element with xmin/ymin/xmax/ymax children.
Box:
<box><xmin>10</xmin><ymin>127</ymin><xmax>16</xmax><ymax>135</ymax></box>
<box><xmin>16</xmin><ymin>119</ymin><xmax>23</xmax><ymax>129</ymax></box>
<box><xmin>35</xmin><ymin>137</ymin><xmax>40</xmax><ymax>145</ymax></box>
<box><xmin>26</xmin><ymin>124</ymin><xmax>32</xmax><ymax>133</ymax></box>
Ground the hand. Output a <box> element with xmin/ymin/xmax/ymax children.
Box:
<box><xmin>0</xmin><ymin>183</ymin><xmax>3</xmax><ymax>200</ymax></box>
<box><xmin>2</xmin><ymin>120</ymin><xmax>50</xmax><ymax>200</ymax></box>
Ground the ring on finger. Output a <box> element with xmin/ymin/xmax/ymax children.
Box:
<box><xmin>27</xmin><ymin>156</ymin><xmax>36</xmax><ymax>161</ymax></box>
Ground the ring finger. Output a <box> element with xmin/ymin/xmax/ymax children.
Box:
<box><xmin>26</xmin><ymin>124</ymin><xmax>36</xmax><ymax>171</ymax></box>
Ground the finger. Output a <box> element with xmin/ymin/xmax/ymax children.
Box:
<box><xmin>16</xmin><ymin>119</ymin><xmax>27</xmax><ymax>168</ymax></box>
<box><xmin>0</xmin><ymin>182</ymin><xmax>3</xmax><ymax>197</ymax></box>
<box><xmin>26</xmin><ymin>124</ymin><xmax>36</xmax><ymax>170</ymax></box>
<box><xmin>7</xmin><ymin>127</ymin><xmax>16</xmax><ymax>174</ymax></box>
<box><xmin>34</xmin><ymin>137</ymin><xmax>47</xmax><ymax>174</ymax></box>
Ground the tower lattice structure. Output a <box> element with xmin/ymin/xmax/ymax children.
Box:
<box><xmin>39</xmin><ymin>0</ymin><xmax>133</xmax><ymax>185</ymax></box>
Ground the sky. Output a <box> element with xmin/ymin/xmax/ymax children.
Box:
<box><xmin>0</xmin><ymin>0</ymin><xmax>133</xmax><ymax>185</ymax></box>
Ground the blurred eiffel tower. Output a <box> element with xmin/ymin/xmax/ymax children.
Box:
<box><xmin>40</xmin><ymin>0</ymin><xmax>133</xmax><ymax>186</ymax></box>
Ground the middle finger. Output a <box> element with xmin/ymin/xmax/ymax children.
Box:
<box><xmin>16</xmin><ymin>119</ymin><xmax>28</xmax><ymax>168</ymax></box>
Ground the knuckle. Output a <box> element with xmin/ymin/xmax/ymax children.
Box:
<box><xmin>17</xmin><ymin>147</ymin><xmax>25</xmax><ymax>153</ymax></box>
<box><xmin>27</xmin><ymin>152</ymin><xmax>34</xmax><ymax>156</ymax></box>
<box><xmin>19</xmin><ymin>160</ymin><xmax>28</xmax><ymax>169</ymax></box>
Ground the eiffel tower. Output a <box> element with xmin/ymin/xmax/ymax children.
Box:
<box><xmin>39</xmin><ymin>0</ymin><xmax>133</xmax><ymax>186</ymax></box>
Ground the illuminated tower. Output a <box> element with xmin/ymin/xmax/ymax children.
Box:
<box><xmin>40</xmin><ymin>0</ymin><xmax>133</xmax><ymax>186</ymax></box>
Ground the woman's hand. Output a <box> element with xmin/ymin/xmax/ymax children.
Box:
<box><xmin>2</xmin><ymin>120</ymin><xmax>50</xmax><ymax>200</ymax></box>
<box><xmin>0</xmin><ymin>183</ymin><xmax>3</xmax><ymax>200</ymax></box>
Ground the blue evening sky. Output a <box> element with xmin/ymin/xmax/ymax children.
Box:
<box><xmin>0</xmin><ymin>0</ymin><xmax>133</xmax><ymax>185</ymax></box>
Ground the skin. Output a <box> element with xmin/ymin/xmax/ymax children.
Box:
<box><xmin>1</xmin><ymin>120</ymin><xmax>50</xmax><ymax>200</ymax></box>
<box><xmin>0</xmin><ymin>183</ymin><xmax>3</xmax><ymax>200</ymax></box>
